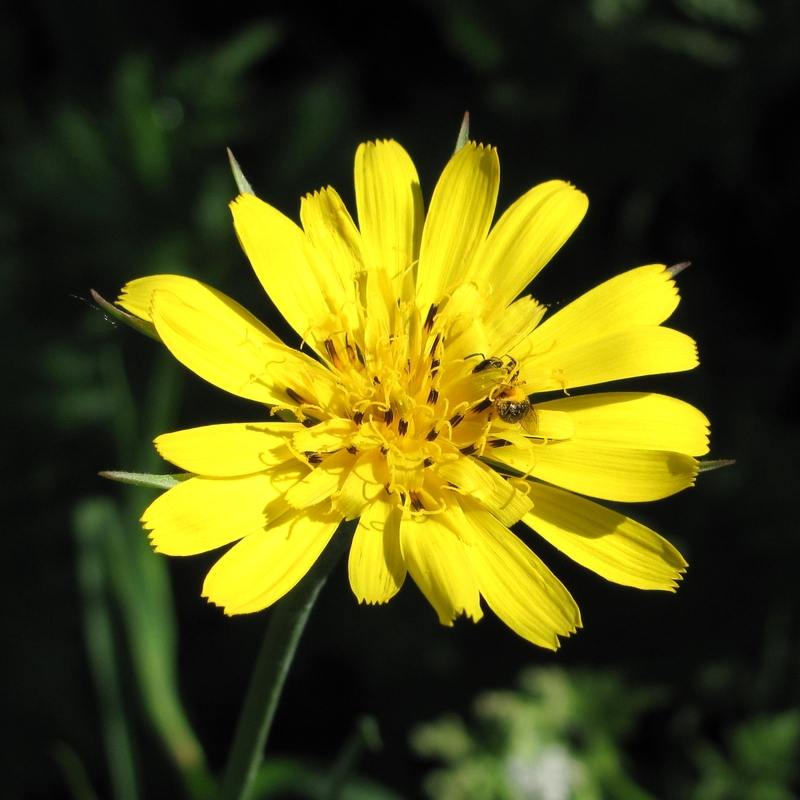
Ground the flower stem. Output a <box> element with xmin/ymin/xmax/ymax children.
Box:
<box><xmin>218</xmin><ymin>521</ymin><xmax>355</xmax><ymax>800</ymax></box>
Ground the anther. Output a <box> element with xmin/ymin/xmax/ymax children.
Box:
<box><xmin>422</xmin><ymin>457</ymin><xmax>433</xmax><ymax>468</ymax></box>
<box><xmin>346</xmin><ymin>445</ymin><xmax>358</xmax><ymax>454</ymax></box>
<box><xmin>424</xmin><ymin>304</ymin><xmax>438</xmax><ymax>332</ymax></box>
<box><xmin>345</xmin><ymin>337</ymin><xmax>357</xmax><ymax>364</ymax></box>
<box><xmin>353</xmin><ymin>410</ymin><xmax>364</xmax><ymax>425</ymax></box>
<box><xmin>409</xmin><ymin>492</ymin><xmax>425</xmax><ymax>511</ymax></box>
<box><xmin>488</xmin><ymin>438</ymin><xmax>512</xmax><ymax>448</ymax></box>
<box><xmin>354</xmin><ymin>342</ymin><xmax>365</xmax><ymax>365</ymax></box>
<box><xmin>472</xmin><ymin>398</ymin><xmax>492</xmax><ymax>414</ymax></box>
<box><xmin>286</xmin><ymin>387</ymin><xmax>308</xmax><ymax>405</ymax></box>
<box><xmin>460</xmin><ymin>444</ymin><xmax>478</xmax><ymax>456</ymax></box>
<box><xmin>305</xmin><ymin>451</ymin><xmax>323</xmax><ymax>465</ymax></box>
<box><xmin>426</xmin><ymin>427</ymin><xmax>440</xmax><ymax>441</ymax></box>
<box><xmin>398</xmin><ymin>419</ymin><xmax>409</xmax><ymax>436</ymax></box>
<box><xmin>427</xmin><ymin>388</ymin><xmax>439</xmax><ymax>405</ymax></box>
<box><xmin>429</xmin><ymin>333</ymin><xmax>441</xmax><ymax>356</ymax></box>
<box><xmin>383</xmin><ymin>408</ymin><xmax>394</xmax><ymax>426</ymax></box>
<box><xmin>449</xmin><ymin>413</ymin><xmax>464</xmax><ymax>428</ymax></box>
<box><xmin>301</xmin><ymin>418</ymin><xmax>317</xmax><ymax>428</ymax></box>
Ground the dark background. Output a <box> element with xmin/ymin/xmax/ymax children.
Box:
<box><xmin>3</xmin><ymin>0</ymin><xmax>799</xmax><ymax>797</ymax></box>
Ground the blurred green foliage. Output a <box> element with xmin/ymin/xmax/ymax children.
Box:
<box><xmin>2</xmin><ymin>0</ymin><xmax>800</xmax><ymax>798</ymax></box>
<box><xmin>414</xmin><ymin>666</ymin><xmax>800</xmax><ymax>800</ymax></box>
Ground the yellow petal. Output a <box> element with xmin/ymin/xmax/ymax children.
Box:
<box><xmin>348</xmin><ymin>498</ymin><xmax>406</xmax><ymax>604</ymax></box>
<box><xmin>488</xmin><ymin>440</ymin><xmax>698</xmax><ymax>502</ymax></box>
<box><xmin>525</xmin><ymin>409</ymin><xmax>574</xmax><ymax>440</ymax></box>
<box><xmin>292</xmin><ymin>419</ymin><xmax>357</xmax><ymax>454</ymax></box>
<box><xmin>118</xmin><ymin>274</ymin><xmax>281</xmax><ymax>342</ymax></box>
<box><xmin>284</xmin><ymin>448</ymin><xmax>356</xmax><ymax>509</ymax></box>
<box><xmin>416</xmin><ymin>143</ymin><xmax>500</xmax><ymax>310</ymax></box>
<box><xmin>457</xmin><ymin>498</ymin><xmax>581</xmax><ymax>649</ymax></box>
<box><xmin>520</xmin><ymin>264</ymin><xmax>681</xmax><ymax>358</ymax></box>
<box><xmin>354</xmin><ymin>140</ymin><xmax>424</xmax><ymax>301</ymax></box>
<box><xmin>523</xmin><ymin>482</ymin><xmax>687</xmax><ymax>590</ymax></box>
<box><xmin>202</xmin><ymin>507</ymin><xmax>340</xmax><ymax>615</ymax></box>
<box><xmin>142</xmin><ymin>466</ymin><xmax>305</xmax><ymax>555</ymax></box>
<box><xmin>485</xmin><ymin>295</ymin><xmax>547</xmax><ymax>356</ymax></box>
<box><xmin>300</xmin><ymin>187</ymin><xmax>363</xmax><ymax>333</ymax></box>
<box><xmin>475</xmin><ymin>181</ymin><xmax>589</xmax><ymax>320</ymax></box>
<box><xmin>537</xmin><ymin>392</ymin><xmax>710</xmax><ymax>456</ymax></box>
<box><xmin>155</xmin><ymin>422</ymin><xmax>301</xmax><ymax>476</ymax></box>
<box><xmin>433</xmin><ymin>454</ymin><xmax>532</xmax><ymax>527</ymax></box>
<box><xmin>230</xmin><ymin>193</ymin><xmax>347</xmax><ymax>348</ymax></box>
<box><xmin>149</xmin><ymin>288</ymin><xmax>334</xmax><ymax>405</ymax></box>
<box><xmin>518</xmin><ymin>326</ymin><xmax>699</xmax><ymax>393</ymax></box>
<box><xmin>399</xmin><ymin>513</ymin><xmax>483</xmax><ymax>625</ymax></box>
<box><xmin>334</xmin><ymin>449</ymin><xmax>389</xmax><ymax>520</ymax></box>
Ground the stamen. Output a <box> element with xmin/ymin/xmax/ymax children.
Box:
<box><xmin>354</xmin><ymin>342</ymin><xmax>365</xmax><ymax>365</ymax></box>
<box><xmin>429</xmin><ymin>332</ymin><xmax>441</xmax><ymax>356</ymax></box>
<box><xmin>345</xmin><ymin>334</ymin><xmax>357</xmax><ymax>365</ymax></box>
<box><xmin>487</xmin><ymin>438</ymin><xmax>512</xmax><ymax>448</ymax></box>
<box><xmin>472</xmin><ymin>398</ymin><xmax>492</xmax><ymax>414</ymax></box>
<box><xmin>286</xmin><ymin>387</ymin><xmax>309</xmax><ymax>405</ymax></box>
<box><xmin>305</xmin><ymin>451</ymin><xmax>323</xmax><ymax>465</ymax></box>
<box><xmin>409</xmin><ymin>492</ymin><xmax>425</xmax><ymax>511</ymax></box>
<box><xmin>383</xmin><ymin>408</ymin><xmax>394</xmax><ymax>426</ymax></box>
<box><xmin>460</xmin><ymin>444</ymin><xmax>478</xmax><ymax>456</ymax></box>
<box><xmin>398</xmin><ymin>419</ymin><xmax>409</xmax><ymax>436</ymax></box>
<box><xmin>346</xmin><ymin>445</ymin><xmax>358</xmax><ymax>454</ymax></box>
<box><xmin>449</xmin><ymin>413</ymin><xmax>464</xmax><ymax>428</ymax></box>
<box><xmin>323</xmin><ymin>338</ymin><xmax>338</xmax><ymax>364</ymax></box>
<box><xmin>422</xmin><ymin>457</ymin><xmax>433</xmax><ymax>468</ymax></box>
<box><xmin>427</xmin><ymin>388</ymin><xmax>439</xmax><ymax>405</ymax></box>
<box><xmin>424</xmin><ymin>304</ymin><xmax>438</xmax><ymax>332</ymax></box>
<box><xmin>354</xmin><ymin>410</ymin><xmax>364</xmax><ymax>425</ymax></box>
<box><xmin>426</xmin><ymin>427</ymin><xmax>439</xmax><ymax>441</ymax></box>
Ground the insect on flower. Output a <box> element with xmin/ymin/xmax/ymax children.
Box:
<box><xmin>472</xmin><ymin>355</ymin><xmax>539</xmax><ymax>434</ymax></box>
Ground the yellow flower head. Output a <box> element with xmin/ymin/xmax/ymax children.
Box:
<box><xmin>117</xmin><ymin>140</ymin><xmax>708</xmax><ymax>649</ymax></box>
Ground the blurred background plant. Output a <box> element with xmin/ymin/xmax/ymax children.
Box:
<box><xmin>2</xmin><ymin>0</ymin><xmax>799</xmax><ymax>797</ymax></box>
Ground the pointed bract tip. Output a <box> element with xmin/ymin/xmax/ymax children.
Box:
<box><xmin>667</xmin><ymin>261</ymin><xmax>691</xmax><ymax>277</ymax></box>
<box><xmin>227</xmin><ymin>148</ymin><xmax>255</xmax><ymax>196</ymax></box>
<box><xmin>90</xmin><ymin>290</ymin><xmax>161</xmax><ymax>342</ymax></box>
<box><xmin>454</xmin><ymin>112</ymin><xmax>470</xmax><ymax>154</ymax></box>
<box><xmin>697</xmin><ymin>459</ymin><xmax>736</xmax><ymax>473</ymax></box>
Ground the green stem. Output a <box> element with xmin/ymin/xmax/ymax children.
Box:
<box><xmin>219</xmin><ymin>521</ymin><xmax>355</xmax><ymax>800</ymax></box>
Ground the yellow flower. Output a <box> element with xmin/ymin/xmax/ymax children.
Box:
<box><xmin>117</xmin><ymin>140</ymin><xmax>707</xmax><ymax>649</ymax></box>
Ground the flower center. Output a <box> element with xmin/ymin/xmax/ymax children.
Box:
<box><xmin>278</xmin><ymin>290</ymin><xmax>532</xmax><ymax>518</ymax></box>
